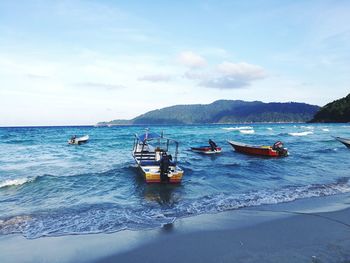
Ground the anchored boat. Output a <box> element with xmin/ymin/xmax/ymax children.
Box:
<box><xmin>191</xmin><ymin>146</ymin><xmax>222</xmax><ymax>154</ymax></box>
<box><xmin>132</xmin><ymin>130</ymin><xmax>184</xmax><ymax>183</ymax></box>
<box><xmin>333</xmin><ymin>136</ymin><xmax>350</xmax><ymax>148</ymax></box>
<box><xmin>191</xmin><ymin>139</ymin><xmax>222</xmax><ymax>154</ymax></box>
<box><xmin>68</xmin><ymin>135</ymin><xmax>89</xmax><ymax>145</ymax></box>
<box><xmin>228</xmin><ymin>140</ymin><xmax>288</xmax><ymax>157</ymax></box>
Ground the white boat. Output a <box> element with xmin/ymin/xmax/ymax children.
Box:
<box><xmin>333</xmin><ymin>136</ymin><xmax>350</xmax><ymax>148</ymax></box>
<box><xmin>132</xmin><ymin>130</ymin><xmax>184</xmax><ymax>183</ymax></box>
<box><xmin>68</xmin><ymin>135</ymin><xmax>89</xmax><ymax>145</ymax></box>
<box><xmin>191</xmin><ymin>146</ymin><xmax>222</xmax><ymax>154</ymax></box>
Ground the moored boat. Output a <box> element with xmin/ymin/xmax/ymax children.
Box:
<box><xmin>227</xmin><ymin>140</ymin><xmax>288</xmax><ymax>157</ymax></box>
<box><xmin>132</xmin><ymin>130</ymin><xmax>184</xmax><ymax>183</ymax></box>
<box><xmin>333</xmin><ymin>136</ymin><xmax>350</xmax><ymax>148</ymax></box>
<box><xmin>191</xmin><ymin>146</ymin><xmax>222</xmax><ymax>154</ymax></box>
<box><xmin>68</xmin><ymin>135</ymin><xmax>89</xmax><ymax>145</ymax></box>
<box><xmin>191</xmin><ymin>139</ymin><xmax>221</xmax><ymax>154</ymax></box>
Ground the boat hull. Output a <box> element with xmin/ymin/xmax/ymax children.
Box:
<box><xmin>191</xmin><ymin>146</ymin><xmax>222</xmax><ymax>154</ymax></box>
<box><xmin>138</xmin><ymin>164</ymin><xmax>184</xmax><ymax>184</ymax></box>
<box><xmin>68</xmin><ymin>135</ymin><xmax>89</xmax><ymax>145</ymax></box>
<box><xmin>334</xmin><ymin>137</ymin><xmax>350</xmax><ymax>148</ymax></box>
<box><xmin>228</xmin><ymin>141</ymin><xmax>285</xmax><ymax>157</ymax></box>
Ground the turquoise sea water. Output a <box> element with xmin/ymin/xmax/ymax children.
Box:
<box><xmin>0</xmin><ymin>124</ymin><xmax>349</xmax><ymax>238</ymax></box>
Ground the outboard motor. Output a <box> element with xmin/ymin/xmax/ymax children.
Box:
<box><xmin>160</xmin><ymin>153</ymin><xmax>172</xmax><ymax>182</ymax></box>
<box><xmin>272</xmin><ymin>141</ymin><xmax>288</xmax><ymax>156</ymax></box>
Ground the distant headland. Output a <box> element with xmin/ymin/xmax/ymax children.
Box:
<box><xmin>310</xmin><ymin>93</ymin><xmax>350</xmax><ymax>123</ymax></box>
<box><xmin>97</xmin><ymin>100</ymin><xmax>320</xmax><ymax>126</ymax></box>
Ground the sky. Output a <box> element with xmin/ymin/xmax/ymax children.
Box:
<box><xmin>0</xmin><ymin>0</ymin><xmax>349</xmax><ymax>126</ymax></box>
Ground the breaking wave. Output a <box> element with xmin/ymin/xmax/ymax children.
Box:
<box><xmin>288</xmin><ymin>131</ymin><xmax>313</xmax><ymax>136</ymax></box>
<box><xmin>1</xmin><ymin>178</ymin><xmax>349</xmax><ymax>239</ymax></box>
<box><xmin>240</xmin><ymin>129</ymin><xmax>255</xmax><ymax>134</ymax></box>
<box><xmin>0</xmin><ymin>178</ymin><xmax>36</xmax><ymax>189</ymax></box>
<box><xmin>222</xmin><ymin>126</ymin><xmax>253</xmax><ymax>131</ymax></box>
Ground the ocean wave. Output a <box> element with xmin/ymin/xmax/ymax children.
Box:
<box><xmin>222</xmin><ymin>126</ymin><xmax>253</xmax><ymax>131</ymax></box>
<box><xmin>313</xmin><ymin>148</ymin><xmax>338</xmax><ymax>154</ymax></box>
<box><xmin>322</xmin><ymin>128</ymin><xmax>330</xmax><ymax>132</ymax></box>
<box><xmin>288</xmin><ymin>131</ymin><xmax>313</xmax><ymax>136</ymax></box>
<box><xmin>2</xmin><ymin>178</ymin><xmax>349</xmax><ymax>239</ymax></box>
<box><xmin>240</xmin><ymin>129</ymin><xmax>255</xmax><ymax>134</ymax></box>
<box><xmin>178</xmin><ymin>178</ymin><xmax>350</xmax><ymax>215</ymax></box>
<box><xmin>301</xmin><ymin>126</ymin><xmax>314</xmax><ymax>130</ymax></box>
<box><xmin>0</xmin><ymin>178</ymin><xmax>35</xmax><ymax>189</ymax></box>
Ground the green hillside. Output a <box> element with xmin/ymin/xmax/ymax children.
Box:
<box><xmin>98</xmin><ymin>100</ymin><xmax>320</xmax><ymax>125</ymax></box>
<box><xmin>310</xmin><ymin>94</ymin><xmax>350</xmax><ymax>123</ymax></box>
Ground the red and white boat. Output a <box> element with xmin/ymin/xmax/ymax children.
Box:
<box><xmin>227</xmin><ymin>140</ymin><xmax>288</xmax><ymax>157</ymax></box>
<box><xmin>191</xmin><ymin>146</ymin><xmax>222</xmax><ymax>154</ymax></box>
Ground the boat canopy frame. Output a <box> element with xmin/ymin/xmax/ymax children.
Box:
<box><xmin>133</xmin><ymin>131</ymin><xmax>179</xmax><ymax>164</ymax></box>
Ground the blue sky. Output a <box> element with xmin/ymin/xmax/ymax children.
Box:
<box><xmin>0</xmin><ymin>0</ymin><xmax>349</xmax><ymax>126</ymax></box>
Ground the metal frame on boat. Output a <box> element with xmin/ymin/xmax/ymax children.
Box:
<box><xmin>132</xmin><ymin>130</ymin><xmax>184</xmax><ymax>183</ymax></box>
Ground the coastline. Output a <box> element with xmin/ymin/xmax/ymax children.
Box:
<box><xmin>1</xmin><ymin>193</ymin><xmax>350</xmax><ymax>263</ymax></box>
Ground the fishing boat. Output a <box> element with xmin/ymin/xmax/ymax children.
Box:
<box><xmin>132</xmin><ymin>130</ymin><xmax>184</xmax><ymax>183</ymax></box>
<box><xmin>191</xmin><ymin>146</ymin><xmax>222</xmax><ymax>154</ymax></box>
<box><xmin>191</xmin><ymin>139</ymin><xmax>222</xmax><ymax>154</ymax></box>
<box><xmin>333</xmin><ymin>136</ymin><xmax>350</xmax><ymax>148</ymax></box>
<box><xmin>227</xmin><ymin>140</ymin><xmax>288</xmax><ymax>157</ymax></box>
<box><xmin>68</xmin><ymin>135</ymin><xmax>89</xmax><ymax>145</ymax></box>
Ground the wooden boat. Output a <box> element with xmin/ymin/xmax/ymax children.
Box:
<box><xmin>191</xmin><ymin>146</ymin><xmax>222</xmax><ymax>154</ymax></box>
<box><xmin>68</xmin><ymin>135</ymin><xmax>89</xmax><ymax>145</ymax></box>
<box><xmin>132</xmin><ymin>130</ymin><xmax>184</xmax><ymax>184</ymax></box>
<box><xmin>227</xmin><ymin>140</ymin><xmax>288</xmax><ymax>157</ymax></box>
<box><xmin>333</xmin><ymin>136</ymin><xmax>350</xmax><ymax>148</ymax></box>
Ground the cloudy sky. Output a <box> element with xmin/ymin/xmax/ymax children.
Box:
<box><xmin>1</xmin><ymin>0</ymin><xmax>349</xmax><ymax>126</ymax></box>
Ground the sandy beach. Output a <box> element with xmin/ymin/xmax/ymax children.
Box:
<box><xmin>1</xmin><ymin>193</ymin><xmax>350</xmax><ymax>263</ymax></box>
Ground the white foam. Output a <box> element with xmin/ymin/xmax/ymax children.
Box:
<box><xmin>240</xmin><ymin>129</ymin><xmax>255</xmax><ymax>134</ymax></box>
<box><xmin>301</xmin><ymin>126</ymin><xmax>314</xmax><ymax>130</ymax></box>
<box><xmin>2</xmin><ymin>178</ymin><xmax>350</xmax><ymax>239</ymax></box>
<box><xmin>0</xmin><ymin>178</ymin><xmax>33</xmax><ymax>188</ymax></box>
<box><xmin>322</xmin><ymin>128</ymin><xmax>330</xmax><ymax>132</ymax></box>
<box><xmin>267</xmin><ymin>127</ymin><xmax>273</xmax><ymax>131</ymax></box>
<box><xmin>288</xmin><ymin>131</ymin><xmax>313</xmax><ymax>136</ymax></box>
<box><xmin>179</xmin><ymin>179</ymin><xmax>350</xmax><ymax>216</ymax></box>
<box><xmin>222</xmin><ymin>126</ymin><xmax>253</xmax><ymax>131</ymax></box>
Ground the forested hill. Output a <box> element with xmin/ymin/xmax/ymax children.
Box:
<box><xmin>98</xmin><ymin>100</ymin><xmax>320</xmax><ymax>125</ymax></box>
<box><xmin>310</xmin><ymin>94</ymin><xmax>350</xmax><ymax>123</ymax></box>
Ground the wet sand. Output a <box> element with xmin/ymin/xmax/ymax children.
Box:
<box><xmin>1</xmin><ymin>193</ymin><xmax>350</xmax><ymax>263</ymax></box>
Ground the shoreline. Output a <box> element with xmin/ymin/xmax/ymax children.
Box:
<box><xmin>1</xmin><ymin>193</ymin><xmax>350</xmax><ymax>263</ymax></box>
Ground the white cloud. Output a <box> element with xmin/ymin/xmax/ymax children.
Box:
<box><xmin>184</xmin><ymin>61</ymin><xmax>267</xmax><ymax>89</ymax></box>
<box><xmin>75</xmin><ymin>82</ymin><xmax>125</xmax><ymax>90</ymax></box>
<box><xmin>138</xmin><ymin>74</ymin><xmax>173</xmax><ymax>82</ymax></box>
<box><xmin>183</xmin><ymin>70</ymin><xmax>208</xmax><ymax>80</ymax></box>
<box><xmin>217</xmin><ymin>62</ymin><xmax>266</xmax><ymax>80</ymax></box>
<box><xmin>199</xmin><ymin>77</ymin><xmax>250</xmax><ymax>89</ymax></box>
<box><xmin>177</xmin><ymin>51</ymin><xmax>207</xmax><ymax>68</ymax></box>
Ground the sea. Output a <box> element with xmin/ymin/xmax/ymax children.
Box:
<box><xmin>0</xmin><ymin>123</ymin><xmax>349</xmax><ymax>239</ymax></box>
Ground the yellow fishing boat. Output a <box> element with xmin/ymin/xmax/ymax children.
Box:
<box><xmin>132</xmin><ymin>130</ymin><xmax>184</xmax><ymax>183</ymax></box>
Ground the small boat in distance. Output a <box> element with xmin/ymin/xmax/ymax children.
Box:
<box><xmin>191</xmin><ymin>146</ymin><xmax>222</xmax><ymax>154</ymax></box>
<box><xmin>132</xmin><ymin>130</ymin><xmax>184</xmax><ymax>183</ymax></box>
<box><xmin>333</xmin><ymin>136</ymin><xmax>350</xmax><ymax>148</ymax></box>
<box><xmin>191</xmin><ymin>139</ymin><xmax>222</xmax><ymax>154</ymax></box>
<box><xmin>228</xmin><ymin>140</ymin><xmax>288</xmax><ymax>157</ymax></box>
<box><xmin>68</xmin><ymin>135</ymin><xmax>89</xmax><ymax>145</ymax></box>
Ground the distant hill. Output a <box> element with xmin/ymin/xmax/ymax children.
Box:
<box><xmin>310</xmin><ymin>94</ymin><xmax>350</xmax><ymax>123</ymax></box>
<box><xmin>98</xmin><ymin>100</ymin><xmax>320</xmax><ymax>125</ymax></box>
